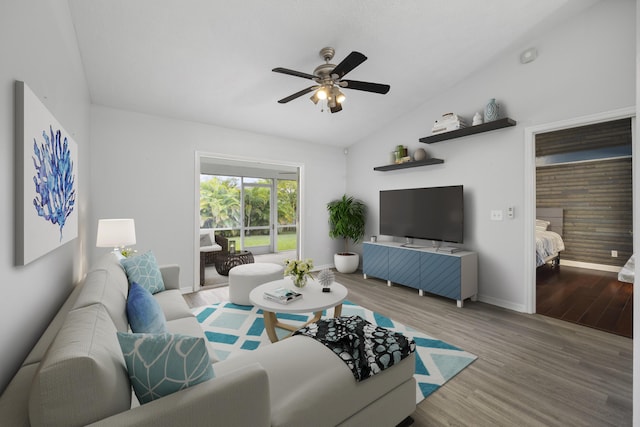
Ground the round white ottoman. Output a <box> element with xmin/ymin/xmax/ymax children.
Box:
<box><xmin>228</xmin><ymin>263</ymin><xmax>285</xmax><ymax>305</ymax></box>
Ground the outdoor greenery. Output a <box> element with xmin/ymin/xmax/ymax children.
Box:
<box><xmin>229</xmin><ymin>232</ymin><xmax>297</xmax><ymax>251</ymax></box>
<box><xmin>200</xmin><ymin>175</ymin><xmax>297</xmax><ymax>250</ymax></box>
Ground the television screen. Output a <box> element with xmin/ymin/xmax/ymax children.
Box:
<box><xmin>379</xmin><ymin>185</ymin><xmax>464</xmax><ymax>243</ymax></box>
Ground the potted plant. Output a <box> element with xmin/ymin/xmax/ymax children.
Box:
<box><xmin>327</xmin><ymin>194</ymin><xmax>366</xmax><ymax>273</ymax></box>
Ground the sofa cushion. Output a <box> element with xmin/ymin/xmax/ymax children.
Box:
<box><xmin>127</xmin><ymin>282</ymin><xmax>168</xmax><ymax>333</ymax></box>
<box><xmin>121</xmin><ymin>251</ymin><xmax>165</xmax><ymax>294</ymax></box>
<box><xmin>213</xmin><ymin>335</ymin><xmax>415</xmax><ymax>427</ymax></box>
<box><xmin>166</xmin><ymin>316</ymin><xmax>218</xmax><ymax>363</ymax></box>
<box><xmin>117</xmin><ymin>332</ymin><xmax>214</xmax><ymax>404</ymax></box>
<box><xmin>29</xmin><ymin>304</ymin><xmax>131</xmax><ymax>427</ymax></box>
<box><xmin>200</xmin><ymin>233</ymin><xmax>213</xmax><ymax>247</ymax></box>
<box><xmin>73</xmin><ymin>268</ymin><xmax>129</xmax><ymax>332</ymax></box>
<box><xmin>153</xmin><ymin>289</ymin><xmax>194</xmax><ymax>321</ymax></box>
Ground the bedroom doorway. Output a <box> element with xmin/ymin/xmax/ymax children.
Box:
<box><xmin>523</xmin><ymin>107</ymin><xmax>636</xmax><ymax>317</ymax></box>
<box><xmin>532</xmin><ymin>119</ymin><xmax>633</xmax><ymax>337</ymax></box>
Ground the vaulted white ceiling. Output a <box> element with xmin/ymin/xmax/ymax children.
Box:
<box><xmin>68</xmin><ymin>0</ymin><xmax>597</xmax><ymax>147</ymax></box>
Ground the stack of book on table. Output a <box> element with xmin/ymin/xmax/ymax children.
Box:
<box><xmin>263</xmin><ymin>287</ymin><xmax>302</xmax><ymax>304</ymax></box>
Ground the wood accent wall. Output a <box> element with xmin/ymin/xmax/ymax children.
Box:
<box><xmin>536</xmin><ymin>118</ymin><xmax>631</xmax><ymax>155</ymax></box>
<box><xmin>536</xmin><ymin>119</ymin><xmax>632</xmax><ymax>268</ymax></box>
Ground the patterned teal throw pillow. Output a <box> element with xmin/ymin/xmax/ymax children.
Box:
<box><xmin>121</xmin><ymin>251</ymin><xmax>165</xmax><ymax>294</ymax></box>
<box><xmin>126</xmin><ymin>282</ymin><xmax>168</xmax><ymax>333</ymax></box>
<box><xmin>117</xmin><ymin>332</ymin><xmax>214</xmax><ymax>404</ymax></box>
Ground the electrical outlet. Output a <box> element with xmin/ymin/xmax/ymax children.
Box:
<box><xmin>490</xmin><ymin>210</ymin><xmax>503</xmax><ymax>221</ymax></box>
<box><xmin>611</xmin><ymin>250</ymin><xmax>618</xmax><ymax>258</ymax></box>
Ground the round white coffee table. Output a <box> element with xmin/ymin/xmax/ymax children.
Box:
<box><xmin>249</xmin><ymin>277</ymin><xmax>348</xmax><ymax>343</ymax></box>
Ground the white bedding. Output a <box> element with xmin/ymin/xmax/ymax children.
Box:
<box><xmin>618</xmin><ymin>254</ymin><xmax>635</xmax><ymax>283</ymax></box>
<box><xmin>536</xmin><ymin>230</ymin><xmax>565</xmax><ymax>267</ymax></box>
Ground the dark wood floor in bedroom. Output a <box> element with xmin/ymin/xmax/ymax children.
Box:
<box><xmin>536</xmin><ymin>264</ymin><xmax>633</xmax><ymax>338</ymax></box>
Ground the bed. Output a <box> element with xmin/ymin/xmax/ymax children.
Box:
<box><xmin>536</xmin><ymin>208</ymin><xmax>565</xmax><ymax>267</ymax></box>
<box><xmin>618</xmin><ymin>254</ymin><xmax>635</xmax><ymax>283</ymax></box>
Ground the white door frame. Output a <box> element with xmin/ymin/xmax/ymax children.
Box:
<box><xmin>523</xmin><ymin>106</ymin><xmax>636</xmax><ymax>314</ymax></box>
<box><xmin>194</xmin><ymin>151</ymin><xmax>304</xmax><ymax>292</ymax></box>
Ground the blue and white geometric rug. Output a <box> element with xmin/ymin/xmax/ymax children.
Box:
<box><xmin>194</xmin><ymin>300</ymin><xmax>477</xmax><ymax>404</ymax></box>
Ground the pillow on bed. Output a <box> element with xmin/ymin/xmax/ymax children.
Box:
<box><xmin>536</xmin><ymin>219</ymin><xmax>550</xmax><ymax>231</ymax></box>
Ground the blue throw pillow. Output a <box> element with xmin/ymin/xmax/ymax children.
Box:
<box><xmin>121</xmin><ymin>251</ymin><xmax>165</xmax><ymax>294</ymax></box>
<box><xmin>127</xmin><ymin>282</ymin><xmax>168</xmax><ymax>333</ymax></box>
<box><xmin>117</xmin><ymin>332</ymin><xmax>214</xmax><ymax>404</ymax></box>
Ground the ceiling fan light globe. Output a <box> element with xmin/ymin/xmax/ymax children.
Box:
<box><xmin>316</xmin><ymin>88</ymin><xmax>328</xmax><ymax>100</ymax></box>
<box><xmin>336</xmin><ymin>91</ymin><xmax>346</xmax><ymax>104</ymax></box>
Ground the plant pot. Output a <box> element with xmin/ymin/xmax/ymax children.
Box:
<box><xmin>334</xmin><ymin>252</ymin><xmax>359</xmax><ymax>273</ymax></box>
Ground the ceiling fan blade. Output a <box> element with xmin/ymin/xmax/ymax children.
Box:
<box><xmin>277</xmin><ymin>86</ymin><xmax>316</xmax><ymax>104</ymax></box>
<box><xmin>330</xmin><ymin>103</ymin><xmax>343</xmax><ymax>113</ymax></box>
<box><xmin>342</xmin><ymin>79</ymin><xmax>390</xmax><ymax>94</ymax></box>
<box><xmin>331</xmin><ymin>51</ymin><xmax>367</xmax><ymax>79</ymax></box>
<box><xmin>272</xmin><ymin>67</ymin><xmax>316</xmax><ymax>80</ymax></box>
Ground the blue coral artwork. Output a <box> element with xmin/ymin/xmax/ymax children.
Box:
<box><xmin>32</xmin><ymin>126</ymin><xmax>76</xmax><ymax>241</ymax></box>
<box><xmin>15</xmin><ymin>81</ymin><xmax>79</xmax><ymax>265</ymax></box>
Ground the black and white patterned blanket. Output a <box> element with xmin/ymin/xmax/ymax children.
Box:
<box><xmin>292</xmin><ymin>315</ymin><xmax>415</xmax><ymax>382</ymax></box>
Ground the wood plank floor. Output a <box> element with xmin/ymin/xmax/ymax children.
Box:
<box><xmin>184</xmin><ymin>271</ymin><xmax>633</xmax><ymax>427</ymax></box>
<box><xmin>537</xmin><ymin>264</ymin><xmax>633</xmax><ymax>338</ymax></box>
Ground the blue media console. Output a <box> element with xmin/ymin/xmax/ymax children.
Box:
<box><xmin>363</xmin><ymin>241</ymin><xmax>478</xmax><ymax>307</ymax></box>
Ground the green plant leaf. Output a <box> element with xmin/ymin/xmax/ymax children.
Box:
<box><xmin>327</xmin><ymin>194</ymin><xmax>367</xmax><ymax>253</ymax></box>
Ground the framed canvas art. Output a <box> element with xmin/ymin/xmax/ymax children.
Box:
<box><xmin>15</xmin><ymin>81</ymin><xmax>78</xmax><ymax>265</ymax></box>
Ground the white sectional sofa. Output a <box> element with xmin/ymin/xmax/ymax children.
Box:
<box><xmin>0</xmin><ymin>253</ymin><xmax>416</xmax><ymax>427</ymax></box>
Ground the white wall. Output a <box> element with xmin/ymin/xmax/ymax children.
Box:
<box><xmin>89</xmin><ymin>106</ymin><xmax>346</xmax><ymax>287</ymax></box>
<box><xmin>347</xmin><ymin>1</ymin><xmax>635</xmax><ymax>311</ymax></box>
<box><xmin>0</xmin><ymin>0</ymin><xmax>90</xmax><ymax>392</ymax></box>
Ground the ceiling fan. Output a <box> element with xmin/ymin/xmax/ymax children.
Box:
<box><xmin>272</xmin><ymin>47</ymin><xmax>390</xmax><ymax>113</ymax></box>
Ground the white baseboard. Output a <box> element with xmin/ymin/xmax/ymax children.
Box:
<box><xmin>560</xmin><ymin>260</ymin><xmax>622</xmax><ymax>273</ymax></box>
<box><xmin>476</xmin><ymin>294</ymin><xmax>527</xmax><ymax>313</ymax></box>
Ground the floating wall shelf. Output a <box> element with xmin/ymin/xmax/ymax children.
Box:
<box><xmin>373</xmin><ymin>158</ymin><xmax>444</xmax><ymax>171</ymax></box>
<box><xmin>419</xmin><ymin>117</ymin><xmax>517</xmax><ymax>144</ymax></box>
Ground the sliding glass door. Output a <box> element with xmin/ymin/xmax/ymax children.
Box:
<box><xmin>200</xmin><ymin>174</ymin><xmax>297</xmax><ymax>255</ymax></box>
<box><xmin>243</xmin><ymin>178</ymin><xmax>272</xmax><ymax>254</ymax></box>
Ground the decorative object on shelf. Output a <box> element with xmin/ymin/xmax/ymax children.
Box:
<box><xmin>394</xmin><ymin>145</ymin><xmax>409</xmax><ymax>163</ymax></box>
<box><xmin>432</xmin><ymin>113</ymin><xmax>468</xmax><ymax>135</ymax></box>
<box><xmin>394</xmin><ymin>146</ymin><xmax>402</xmax><ymax>163</ymax></box>
<box><xmin>317</xmin><ymin>269</ymin><xmax>335</xmax><ymax>292</ymax></box>
<box><xmin>484</xmin><ymin>98</ymin><xmax>499</xmax><ymax>122</ymax></box>
<box><xmin>472</xmin><ymin>112</ymin><xmax>483</xmax><ymax>126</ymax></box>
<box><xmin>419</xmin><ymin>117</ymin><xmax>517</xmax><ymax>144</ymax></box>
<box><xmin>327</xmin><ymin>195</ymin><xmax>366</xmax><ymax>273</ymax></box>
<box><xmin>284</xmin><ymin>258</ymin><xmax>314</xmax><ymax>288</ymax></box>
<box><xmin>413</xmin><ymin>148</ymin><xmax>427</xmax><ymax>161</ymax></box>
<box><xmin>229</xmin><ymin>240</ymin><xmax>236</xmax><ymax>254</ymax></box>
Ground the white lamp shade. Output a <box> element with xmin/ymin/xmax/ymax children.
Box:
<box><xmin>96</xmin><ymin>219</ymin><xmax>136</xmax><ymax>248</ymax></box>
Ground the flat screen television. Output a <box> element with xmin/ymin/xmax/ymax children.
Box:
<box><xmin>379</xmin><ymin>185</ymin><xmax>464</xmax><ymax>243</ymax></box>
